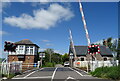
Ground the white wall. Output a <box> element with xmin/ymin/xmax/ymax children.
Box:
<box><xmin>73</xmin><ymin>60</ymin><xmax>119</xmax><ymax>71</ymax></box>
<box><xmin>9</xmin><ymin>45</ymin><xmax>38</xmax><ymax>55</ymax></box>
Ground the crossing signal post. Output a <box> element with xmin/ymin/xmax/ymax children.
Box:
<box><xmin>88</xmin><ymin>44</ymin><xmax>100</xmax><ymax>55</ymax></box>
<box><xmin>4</xmin><ymin>41</ymin><xmax>17</xmax><ymax>62</ymax></box>
<box><xmin>88</xmin><ymin>44</ymin><xmax>100</xmax><ymax>71</ymax></box>
<box><xmin>4</xmin><ymin>41</ymin><xmax>17</xmax><ymax>52</ymax></box>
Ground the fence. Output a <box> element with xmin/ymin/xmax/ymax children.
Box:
<box><xmin>73</xmin><ymin>60</ymin><xmax>119</xmax><ymax>71</ymax></box>
<box><xmin>0</xmin><ymin>61</ymin><xmax>41</xmax><ymax>76</ymax></box>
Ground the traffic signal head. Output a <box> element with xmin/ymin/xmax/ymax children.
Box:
<box><xmin>88</xmin><ymin>44</ymin><xmax>100</xmax><ymax>54</ymax></box>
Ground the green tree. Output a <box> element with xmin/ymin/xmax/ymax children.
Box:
<box><xmin>44</xmin><ymin>48</ymin><xmax>54</xmax><ymax>63</ymax></box>
<box><xmin>117</xmin><ymin>38</ymin><xmax>120</xmax><ymax>65</ymax></box>
<box><xmin>103</xmin><ymin>37</ymin><xmax>113</xmax><ymax>50</ymax></box>
<box><xmin>107</xmin><ymin>37</ymin><xmax>113</xmax><ymax>49</ymax></box>
<box><xmin>62</xmin><ymin>53</ymin><xmax>69</xmax><ymax>63</ymax></box>
<box><xmin>51</xmin><ymin>53</ymin><xmax>62</xmax><ymax>64</ymax></box>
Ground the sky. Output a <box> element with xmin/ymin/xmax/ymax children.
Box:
<box><xmin>1</xmin><ymin>2</ymin><xmax>118</xmax><ymax>58</ymax></box>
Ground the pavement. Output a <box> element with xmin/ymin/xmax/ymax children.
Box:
<box><xmin>4</xmin><ymin>67</ymin><xmax>113</xmax><ymax>81</ymax></box>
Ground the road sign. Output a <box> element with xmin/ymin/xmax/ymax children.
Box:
<box><xmin>70</xmin><ymin>53</ymin><xmax>73</xmax><ymax>59</ymax></box>
<box><xmin>39</xmin><ymin>53</ymin><xmax>45</xmax><ymax>58</ymax></box>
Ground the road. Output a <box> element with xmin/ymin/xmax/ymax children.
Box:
<box><xmin>5</xmin><ymin>67</ymin><xmax>113</xmax><ymax>81</ymax></box>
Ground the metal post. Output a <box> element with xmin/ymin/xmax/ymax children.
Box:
<box><xmin>50</xmin><ymin>53</ymin><xmax>51</xmax><ymax>63</ymax></box>
<box><xmin>87</xmin><ymin>61</ymin><xmax>89</xmax><ymax>73</ymax></box>
<box><xmin>41</xmin><ymin>57</ymin><xmax>42</xmax><ymax>67</ymax></box>
<box><xmin>71</xmin><ymin>59</ymin><xmax>72</xmax><ymax>67</ymax></box>
<box><xmin>92</xmin><ymin>55</ymin><xmax>93</xmax><ymax>71</ymax></box>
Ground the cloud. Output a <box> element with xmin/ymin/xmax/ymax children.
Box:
<box><xmin>39</xmin><ymin>48</ymin><xmax>46</xmax><ymax>52</ymax></box>
<box><xmin>46</xmin><ymin>43</ymin><xmax>53</xmax><ymax>46</ymax></box>
<box><xmin>38</xmin><ymin>48</ymin><xmax>64</xmax><ymax>54</ymax></box>
<box><xmin>0</xmin><ymin>31</ymin><xmax>8</xmax><ymax>35</ymax></box>
<box><xmin>54</xmin><ymin>50</ymin><xmax>64</xmax><ymax>54</ymax></box>
<box><xmin>4</xmin><ymin>3</ymin><xmax>74</xmax><ymax>29</ymax></box>
<box><xmin>42</xmin><ymin>40</ymin><xmax>50</xmax><ymax>42</ymax></box>
<box><xmin>31</xmin><ymin>1</ymin><xmax>49</xmax><ymax>7</ymax></box>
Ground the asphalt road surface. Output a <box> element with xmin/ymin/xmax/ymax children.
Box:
<box><xmin>5</xmin><ymin>67</ymin><xmax>113</xmax><ymax>81</ymax></box>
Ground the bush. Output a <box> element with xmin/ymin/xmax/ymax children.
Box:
<box><xmin>90</xmin><ymin>66</ymin><xmax>120</xmax><ymax>80</ymax></box>
<box><xmin>2</xmin><ymin>73</ymin><xmax>15</xmax><ymax>79</ymax></box>
<box><xmin>44</xmin><ymin>62</ymin><xmax>55</xmax><ymax>67</ymax></box>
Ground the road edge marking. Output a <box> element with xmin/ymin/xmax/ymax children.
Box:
<box><xmin>51</xmin><ymin>67</ymin><xmax>58</xmax><ymax>81</ymax></box>
<box><xmin>69</xmin><ymin>67</ymin><xmax>83</xmax><ymax>76</ymax></box>
<box><xmin>12</xmin><ymin>76</ymin><xmax>52</xmax><ymax>79</ymax></box>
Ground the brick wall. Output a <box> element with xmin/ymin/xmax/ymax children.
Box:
<box><xmin>8</xmin><ymin>55</ymin><xmax>37</xmax><ymax>63</ymax></box>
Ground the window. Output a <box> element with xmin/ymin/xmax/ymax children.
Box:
<box><xmin>26</xmin><ymin>49</ymin><xmax>29</xmax><ymax>54</ymax></box>
<box><xmin>19</xmin><ymin>46</ymin><xmax>23</xmax><ymax>51</ymax></box>
<box><xmin>104</xmin><ymin>58</ymin><xmax>107</xmax><ymax>61</ymax></box>
<box><xmin>25</xmin><ymin>46</ymin><xmax>34</xmax><ymax>54</ymax></box>
<box><xmin>30</xmin><ymin>49</ymin><xmax>33</xmax><ymax>54</ymax></box>
<box><xmin>18</xmin><ymin>45</ymin><xmax>24</xmax><ymax>54</ymax></box>
<box><xmin>26</xmin><ymin>46</ymin><xmax>29</xmax><ymax>48</ymax></box>
<box><xmin>81</xmin><ymin>58</ymin><xmax>84</xmax><ymax>61</ymax></box>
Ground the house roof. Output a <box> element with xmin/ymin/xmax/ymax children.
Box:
<box><xmin>15</xmin><ymin>39</ymin><xmax>39</xmax><ymax>48</ymax></box>
<box><xmin>70</xmin><ymin>46</ymin><xmax>113</xmax><ymax>56</ymax></box>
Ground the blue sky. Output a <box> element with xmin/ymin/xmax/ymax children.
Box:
<box><xmin>1</xmin><ymin>2</ymin><xmax>118</xmax><ymax>58</ymax></box>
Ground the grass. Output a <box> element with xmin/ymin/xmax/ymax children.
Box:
<box><xmin>90</xmin><ymin>65</ymin><xmax>120</xmax><ymax>80</ymax></box>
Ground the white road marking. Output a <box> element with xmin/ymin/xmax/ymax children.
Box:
<box><xmin>67</xmin><ymin>76</ymin><xmax>75</xmax><ymax>79</ymax></box>
<box><xmin>23</xmin><ymin>68</ymin><xmax>44</xmax><ymax>78</ymax></box>
<box><xmin>65</xmin><ymin>76</ymin><xmax>79</xmax><ymax>81</ymax></box>
<box><xmin>73</xmin><ymin>68</ymin><xmax>91</xmax><ymax>76</ymax></box>
<box><xmin>12</xmin><ymin>76</ymin><xmax>52</xmax><ymax>79</ymax></box>
<box><xmin>51</xmin><ymin>67</ymin><xmax>58</xmax><ymax>81</ymax></box>
<box><xmin>69</xmin><ymin>67</ymin><xmax>83</xmax><ymax>76</ymax></box>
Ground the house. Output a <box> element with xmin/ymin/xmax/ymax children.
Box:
<box><xmin>8</xmin><ymin>39</ymin><xmax>39</xmax><ymax>64</ymax></box>
<box><xmin>69</xmin><ymin>45</ymin><xmax>113</xmax><ymax>61</ymax></box>
<box><xmin>69</xmin><ymin>45</ymin><xmax>115</xmax><ymax>70</ymax></box>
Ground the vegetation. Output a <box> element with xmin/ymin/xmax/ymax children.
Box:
<box><xmin>103</xmin><ymin>37</ymin><xmax>120</xmax><ymax>65</ymax></box>
<box><xmin>117</xmin><ymin>38</ymin><xmax>120</xmax><ymax>64</ymax></box>
<box><xmin>38</xmin><ymin>48</ymin><xmax>69</xmax><ymax>67</ymax></box>
<box><xmin>2</xmin><ymin>73</ymin><xmax>16</xmax><ymax>79</ymax></box>
<box><xmin>43</xmin><ymin>62</ymin><xmax>56</xmax><ymax>67</ymax></box>
<box><xmin>62</xmin><ymin>53</ymin><xmax>69</xmax><ymax>63</ymax></box>
<box><xmin>90</xmin><ymin>66</ymin><xmax>120</xmax><ymax>80</ymax></box>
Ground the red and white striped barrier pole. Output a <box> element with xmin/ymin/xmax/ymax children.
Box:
<box><xmin>79</xmin><ymin>0</ymin><xmax>91</xmax><ymax>46</ymax></box>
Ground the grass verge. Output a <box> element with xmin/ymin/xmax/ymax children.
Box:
<box><xmin>90</xmin><ymin>65</ymin><xmax>120</xmax><ymax>80</ymax></box>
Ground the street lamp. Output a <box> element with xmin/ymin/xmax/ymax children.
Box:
<box><xmin>70</xmin><ymin>53</ymin><xmax>73</xmax><ymax>67</ymax></box>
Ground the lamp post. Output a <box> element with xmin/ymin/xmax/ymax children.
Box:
<box><xmin>70</xmin><ymin>53</ymin><xmax>73</xmax><ymax>67</ymax></box>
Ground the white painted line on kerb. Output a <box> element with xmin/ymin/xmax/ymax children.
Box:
<box><xmin>23</xmin><ymin>68</ymin><xmax>44</xmax><ymax>78</ymax></box>
<box><xmin>51</xmin><ymin>67</ymin><xmax>58</xmax><ymax>81</ymax></box>
<box><xmin>69</xmin><ymin>67</ymin><xmax>83</xmax><ymax>76</ymax></box>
